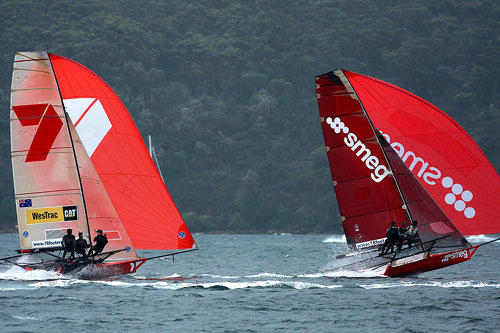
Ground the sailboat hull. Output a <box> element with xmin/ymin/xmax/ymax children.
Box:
<box><xmin>382</xmin><ymin>246</ymin><xmax>480</xmax><ymax>277</ymax></box>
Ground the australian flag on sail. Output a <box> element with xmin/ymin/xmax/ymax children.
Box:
<box><xmin>19</xmin><ymin>199</ymin><xmax>32</xmax><ymax>207</ymax></box>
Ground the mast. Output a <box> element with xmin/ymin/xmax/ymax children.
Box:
<box><xmin>48</xmin><ymin>54</ymin><xmax>93</xmax><ymax>248</ymax></box>
<box><xmin>339</xmin><ymin>69</ymin><xmax>414</xmax><ymax>224</ymax></box>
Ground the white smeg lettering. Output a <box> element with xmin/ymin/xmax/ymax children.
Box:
<box><xmin>379</xmin><ymin>130</ymin><xmax>442</xmax><ymax>185</ymax></box>
<box><xmin>441</xmin><ymin>249</ymin><xmax>468</xmax><ymax>263</ymax></box>
<box><xmin>340</xmin><ymin>123</ymin><xmax>391</xmax><ymax>183</ymax></box>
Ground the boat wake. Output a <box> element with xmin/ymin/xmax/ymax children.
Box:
<box><xmin>1</xmin><ymin>267</ymin><xmax>497</xmax><ymax>291</ymax></box>
<box><xmin>300</xmin><ymin>270</ymin><xmax>384</xmax><ymax>279</ymax></box>
<box><xmin>358</xmin><ymin>280</ymin><xmax>500</xmax><ymax>289</ymax></box>
<box><xmin>0</xmin><ymin>266</ymin><xmax>66</xmax><ymax>281</ymax></box>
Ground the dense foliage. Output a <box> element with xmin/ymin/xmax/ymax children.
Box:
<box><xmin>0</xmin><ymin>0</ymin><xmax>499</xmax><ymax>233</ymax></box>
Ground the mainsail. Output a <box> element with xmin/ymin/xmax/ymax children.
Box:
<box><xmin>11</xmin><ymin>52</ymin><xmax>90</xmax><ymax>251</ymax></box>
<box><xmin>343</xmin><ymin>70</ymin><xmax>500</xmax><ymax>237</ymax></box>
<box><xmin>316</xmin><ymin>69</ymin><xmax>468</xmax><ymax>252</ymax></box>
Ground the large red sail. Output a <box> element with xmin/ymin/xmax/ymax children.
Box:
<box><xmin>49</xmin><ymin>54</ymin><xmax>196</xmax><ymax>250</ymax></box>
<box><xmin>344</xmin><ymin>70</ymin><xmax>500</xmax><ymax>236</ymax></box>
<box><xmin>316</xmin><ymin>70</ymin><xmax>409</xmax><ymax>249</ymax></box>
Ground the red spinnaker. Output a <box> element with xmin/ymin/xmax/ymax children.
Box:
<box><xmin>343</xmin><ymin>70</ymin><xmax>500</xmax><ymax>236</ymax></box>
<box><xmin>50</xmin><ymin>54</ymin><xmax>195</xmax><ymax>250</ymax></box>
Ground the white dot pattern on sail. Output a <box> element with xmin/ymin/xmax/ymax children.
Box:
<box><xmin>441</xmin><ymin>176</ymin><xmax>476</xmax><ymax>219</ymax></box>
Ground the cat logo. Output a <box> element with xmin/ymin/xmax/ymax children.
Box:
<box><xmin>63</xmin><ymin>206</ymin><xmax>78</xmax><ymax>220</ymax></box>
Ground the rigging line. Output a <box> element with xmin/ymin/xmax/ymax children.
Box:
<box><xmin>476</xmin><ymin>236</ymin><xmax>500</xmax><ymax>248</ymax></box>
<box><xmin>144</xmin><ymin>248</ymin><xmax>199</xmax><ymax>261</ymax></box>
<box><xmin>48</xmin><ymin>53</ymin><xmax>93</xmax><ymax>250</ymax></box>
<box><xmin>339</xmin><ymin>69</ymin><xmax>414</xmax><ymax>224</ymax></box>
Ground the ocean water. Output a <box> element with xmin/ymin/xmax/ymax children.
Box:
<box><xmin>0</xmin><ymin>233</ymin><xmax>499</xmax><ymax>332</ymax></box>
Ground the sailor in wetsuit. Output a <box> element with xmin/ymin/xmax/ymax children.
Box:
<box><xmin>406</xmin><ymin>221</ymin><xmax>420</xmax><ymax>249</ymax></box>
<box><xmin>396</xmin><ymin>221</ymin><xmax>407</xmax><ymax>253</ymax></box>
<box><xmin>380</xmin><ymin>221</ymin><xmax>399</xmax><ymax>255</ymax></box>
<box><xmin>88</xmin><ymin>229</ymin><xmax>108</xmax><ymax>256</ymax></box>
<box><xmin>61</xmin><ymin>228</ymin><xmax>76</xmax><ymax>260</ymax></box>
<box><xmin>75</xmin><ymin>232</ymin><xmax>89</xmax><ymax>259</ymax></box>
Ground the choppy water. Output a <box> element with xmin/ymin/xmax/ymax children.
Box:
<box><xmin>1</xmin><ymin>233</ymin><xmax>499</xmax><ymax>332</ymax></box>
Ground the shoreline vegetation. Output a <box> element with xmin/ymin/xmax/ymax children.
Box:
<box><xmin>0</xmin><ymin>1</ymin><xmax>498</xmax><ymax>234</ymax></box>
<box><xmin>0</xmin><ymin>228</ymin><xmax>339</xmax><ymax>236</ymax></box>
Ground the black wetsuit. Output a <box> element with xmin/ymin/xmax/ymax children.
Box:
<box><xmin>62</xmin><ymin>234</ymin><xmax>76</xmax><ymax>259</ymax></box>
<box><xmin>381</xmin><ymin>226</ymin><xmax>399</xmax><ymax>255</ymax></box>
<box><xmin>75</xmin><ymin>238</ymin><xmax>88</xmax><ymax>259</ymax></box>
<box><xmin>396</xmin><ymin>226</ymin><xmax>407</xmax><ymax>252</ymax></box>
<box><xmin>89</xmin><ymin>234</ymin><xmax>108</xmax><ymax>256</ymax></box>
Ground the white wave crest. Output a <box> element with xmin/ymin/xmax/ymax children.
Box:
<box><xmin>246</xmin><ymin>273</ymin><xmax>293</xmax><ymax>278</ymax></box>
<box><xmin>300</xmin><ymin>269</ymin><xmax>385</xmax><ymax>278</ymax></box>
<box><xmin>91</xmin><ymin>279</ymin><xmax>343</xmax><ymax>290</ymax></box>
<box><xmin>466</xmin><ymin>235</ymin><xmax>500</xmax><ymax>243</ymax></box>
<box><xmin>359</xmin><ymin>280</ymin><xmax>500</xmax><ymax>289</ymax></box>
<box><xmin>0</xmin><ymin>266</ymin><xmax>64</xmax><ymax>281</ymax></box>
<box><xmin>322</xmin><ymin>235</ymin><xmax>346</xmax><ymax>243</ymax></box>
<box><xmin>12</xmin><ymin>315</ymin><xmax>43</xmax><ymax>321</ymax></box>
<box><xmin>199</xmin><ymin>274</ymin><xmax>241</xmax><ymax>279</ymax></box>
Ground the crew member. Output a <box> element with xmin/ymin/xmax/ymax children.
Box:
<box><xmin>380</xmin><ymin>221</ymin><xmax>399</xmax><ymax>255</ymax></box>
<box><xmin>61</xmin><ymin>228</ymin><xmax>76</xmax><ymax>260</ymax></box>
<box><xmin>75</xmin><ymin>232</ymin><xmax>89</xmax><ymax>259</ymax></box>
<box><xmin>406</xmin><ymin>221</ymin><xmax>419</xmax><ymax>249</ymax></box>
<box><xmin>396</xmin><ymin>221</ymin><xmax>408</xmax><ymax>253</ymax></box>
<box><xmin>88</xmin><ymin>229</ymin><xmax>108</xmax><ymax>256</ymax></box>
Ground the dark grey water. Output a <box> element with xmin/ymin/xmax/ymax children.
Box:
<box><xmin>0</xmin><ymin>233</ymin><xmax>499</xmax><ymax>332</ymax></box>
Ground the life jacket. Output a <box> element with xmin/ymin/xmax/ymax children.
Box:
<box><xmin>63</xmin><ymin>235</ymin><xmax>75</xmax><ymax>249</ymax></box>
<box><xmin>387</xmin><ymin>226</ymin><xmax>399</xmax><ymax>240</ymax></box>
<box><xmin>75</xmin><ymin>238</ymin><xmax>87</xmax><ymax>253</ymax></box>
<box><xmin>407</xmin><ymin>226</ymin><xmax>418</xmax><ymax>239</ymax></box>
<box><xmin>93</xmin><ymin>235</ymin><xmax>108</xmax><ymax>252</ymax></box>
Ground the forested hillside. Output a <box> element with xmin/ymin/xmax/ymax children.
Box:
<box><xmin>0</xmin><ymin>0</ymin><xmax>499</xmax><ymax>233</ymax></box>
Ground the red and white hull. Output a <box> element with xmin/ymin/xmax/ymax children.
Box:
<box><xmin>364</xmin><ymin>246</ymin><xmax>480</xmax><ymax>277</ymax></box>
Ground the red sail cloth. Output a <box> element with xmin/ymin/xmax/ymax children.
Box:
<box><xmin>316</xmin><ymin>72</ymin><xmax>408</xmax><ymax>248</ymax></box>
<box><xmin>344</xmin><ymin>70</ymin><xmax>500</xmax><ymax>236</ymax></box>
<box><xmin>50</xmin><ymin>54</ymin><xmax>195</xmax><ymax>250</ymax></box>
